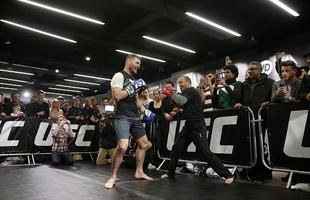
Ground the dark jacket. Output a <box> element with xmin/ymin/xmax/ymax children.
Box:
<box><xmin>298</xmin><ymin>75</ymin><xmax>310</xmax><ymax>102</ymax></box>
<box><xmin>212</xmin><ymin>78</ymin><xmax>242</xmax><ymax>109</ymax></box>
<box><xmin>240</xmin><ymin>73</ymin><xmax>274</xmax><ymax>113</ymax></box>
<box><xmin>271</xmin><ymin>78</ymin><xmax>302</xmax><ymax>103</ymax></box>
<box><xmin>3</xmin><ymin>101</ymin><xmax>26</xmax><ymax>116</ymax></box>
<box><xmin>26</xmin><ymin>101</ymin><xmax>50</xmax><ymax>119</ymax></box>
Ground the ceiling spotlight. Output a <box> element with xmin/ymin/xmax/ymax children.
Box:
<box><xmin>185</xmin><ymin>12</ymin><xmax>242</xmax><ymax>37</ymax></box>
<box><xmin>0</xmin><ymin>19</ymin><xmax>77</xmax><ymax>43</ymax></box>
<box><xmin>48</xmin><ymin>87</ymin><xmax>81</xmax><ymax>93</ymax></box>
<box><xmin>13</xmin><ymin>63</ymin><xmax>48</xmax><ymax>71</ymax></box>
<box><xmin>55</xmin><ymin>69</ymin><xmax>60</xmax><ymax>73</ymax></box>
<box><xmin>267</xmin><ymin>0</ymin><xmax>299</xmax><ymax>17</ymax></box>
<box><xmin>4</xmin><ymin>39</ymin><xmax>11</xmax><ymax>45</ymax></box>
<box><xmin>142</xmin><ymin>35</ymin><xmax>196</xmax><ymax>54</ymax></box>
<box><xmin>74</xmin><ymin>74</ymin><xmax>111</xmax><ymax>81</ymax></box>
<box><xmin>55</xmin><ymin>84</ymin><xmax>90</xmax><ymax>90</ymax></box>
<box><xmin>18</xmin><ymin>0</ymin><xmax>105</xmax><ymax>25</ymax></box>
<box><xmin>85</xmin><ymin>56</ymin><xmax>91</xmax><ymax>61</ymax></box>
<box><xmin>0</xmin><ymin>68</ymin><xmax>34</xmax><ymax>75</ymax></box>
<box><xmin>46</xmin><ymin>92</ymin><xmax>72</xmax><ymax>97</ymax></box>
<box><xmin>0</xmin><ymin>61</ymin><xmax>9</xmax><ymax>65</ymax></box>
<box><xmin>0</xmin><ymin>86</ymin><xmax>18</xmax><ymax>91</ymax></box>
<box><xmin>0</xmin><ymin>82</ymin><xmax>23</xmax><ymax>87</ymax></box>
<box><xmin>64</xmin><ymin>79</ymin><xmax>100</xmax><ymax>86</ymax></box>
<box><xmin>23</xmin><ymin>91</ymin><xmax>31</xmax><ymax>98</ymax></box>
<box><xmin>0</xmin><ymin>77</ymin><xmax>29</xmax><ymax>83</ymax></box>
<box><xmin>115</xmin><ymin>49</ymin><xmax>166</xmax><ymax>63</ymax></box>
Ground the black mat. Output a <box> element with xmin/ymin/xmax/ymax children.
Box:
<box><xmin>0</xmin><ymin>162</ymin><xmax>309</xmax><ymax>200</ymax></box>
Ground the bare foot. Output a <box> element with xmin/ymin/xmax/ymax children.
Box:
<box><xmin>134</xmin><ymin>173</ymin><xmax>153</xmax><ymax>180</ymax></box>
<box><xmin>105</xmin><ymin>178</ymin><xmax>116</xmax><ymax>189</ymax></box>
<box><xmin>161</xmin><ymin>174</ymin><xmax>169</xmax><ymax>179</ymax></box>
<box><xmin>224</xmin><ymin>177</ymin><xmax>234</xmax><ymax>185</ymax></box>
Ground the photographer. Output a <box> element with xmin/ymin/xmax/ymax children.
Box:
<box><xmin>51</xmin><ymin>115</ymin><xmax>75</xmax><ymax>166</ymax></box>
<box><xmin>96</xmin><ymin>116</ymin><xmax>117</xmax><ymax>166</ymax></box>
<box><xmin>212</xmin><ymin>65</ymin><xmax>241</xmax><ymax>109</ymax></box>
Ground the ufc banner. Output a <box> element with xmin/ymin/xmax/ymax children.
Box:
<box><xmin>0</xmin><ymin>117</ymin><xmax>98</xmax><ymax>154</ymax></box>
<box><xmin>266</xmin><ymin>103</ymin><xmax>310</xmax><ymax>171</ymax></box>
<box><xmin>166</xmin><ymin>108</ymin><xmax>253</xmax><ymax>166</ymax></box>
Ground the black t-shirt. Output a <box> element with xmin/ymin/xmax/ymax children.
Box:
<box><xmin>3</xmin><ymin>101</ymin><xmax>26</xmax><ymax>116</ymax></box>
<box><xmin>27</xmin><ymin>101</ymin><xmax>50</xmax><ymax>119</ymax></box>
<box><xmin>181</xmin><ymin>87</ymin><xmax>204</xmax><ymax>123</ymax></box>
<box><xmin>112</xmin><ymin>71</ymin><xmax>139</xmax><ymax>117</ymax></box>
<box><xmin>160</xmin><ymin>96</ymin><xmax>176</xmax><ymax>121</ymax></box>
<box><xmin>148</xmin><ymin>101</ymin><xmax>162</xmax><ymax>120</ymax></box>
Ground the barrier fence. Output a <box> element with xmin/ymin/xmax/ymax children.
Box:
<box><xmin>0</xmin><ymin>117</ymin><xmax>99</xmax><ymax>165</ymax></box>
<box><xmin>155</xmin><ymin>107</ymin><xmax>257</xmax><ymax>171</ymax></box>
<box><xmin>0</xmin><ymin>103</ymin><xmax>309</xmax><ymax>188</ymax></box>
<box><xmin>257</xmin><ymin>102</ymin><xmax>310</xmax><ymax>188</ymax></box>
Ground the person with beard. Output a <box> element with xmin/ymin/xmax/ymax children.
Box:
<box><xmin>271</xmin><ymin>60</ymin><xmax>301</xmax><ymax>103</ymax></box>
<box><xmin>104</xmin><ymin>54</ymin><xmax>153</xmax><ymax>189</ymax></box>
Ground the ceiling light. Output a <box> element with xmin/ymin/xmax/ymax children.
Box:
<box><xmin>0</xmin><ymin>77</ymin><xmax>29</xmax><ymax>83</ymax></box>
<box><xmin>46</xmin><ymin>92</ymin><xmax>72</xmax><ymax>97</ymax></box>
<box><xmin>267</xmin><ymin>0</ymin><xmax>299</xmax><ymax>17</ymax></box>
<box><xmin>22</xmin><ymin>91</ymin><xmax>31</xmax><ymax>98</ymax></box>
<box><xmin>18</xmin><ymin>0</ymin><xmax>105</xmax><ymax>25</ymax></box>
<box><xmin>185</xmin><ymin>12</ymin><xmax>242</xmax><ymax>37</ymax></box>
<box><xmin>85</xmin><ymin>56</ymin><xmax>91</xmax><ymax>61</ymax></box>
<box><xmin>55</xmin><ymin>69</ymin><xmax>60</xmax><ymax>73</ymax></box>
<box><xmin>0</xmin><ymin>19</ymin><xmax>77</xmax><ymax>43</ymax></box>
<box><xmin>0</xmin><ymin>86</ymin><xmax>18</xmax><ymax>91</ymax></box>
<box><xmin>64</xmin><ymin>79</ymin><xmax>100</xmax><ymax>86</ymax></box>
<box><xmin>0</xmin><ymin>82</ymin><xmax>23</xmax><ymax>87</ymax></box>
<box><xmin>48</xmin><ymin>87</ymin><xmax>81</xmax><ymax>93</ymax></box>
<box><xmin>0</xmin><ymin>61</ymin><xmax>9</xmax><ymax>65</ymax></box>
<box><xmin>142</xmin><ymin>35</ymin><xmax>196</xmax><ymax>54</ymax></box>
<box><xmin>13</xmin><ymin>63</ymin><xmax>48</xmax><ymax>71</ymax></box>
<box><xmin>74</xmin><ymin>74</ymin><xmax>111</xmax><ymax>81</ymax></box>
<box><xmin>55</xmin><ymin>84</ymin><xmax>90</xmax><ymax>90</ymax></box>
<box><xmin>115</xmin><ymin>49</ymin><xmax>166</xmax><ymax>63</ymax></box>
<box><xmin>0</xmin><ymin>68</ymin><xmax>34</xmax><ymax>75</ymax></box>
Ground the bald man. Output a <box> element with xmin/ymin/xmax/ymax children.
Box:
<box><xmin>161</xmin><ymin>76</ymin><xmax>234</xmax><ymax>184</ymax></box>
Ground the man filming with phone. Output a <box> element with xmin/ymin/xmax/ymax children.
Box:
<box><xmin>212</xmin><ymin>65</ymin><xmax>241</xmax><ymax>109</ymax></box>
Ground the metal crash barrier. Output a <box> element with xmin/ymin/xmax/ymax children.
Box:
<box><xmin>0</xmin><ymin>117</ymin><xmax>99</xmax><ymax>166</ymax></box>
<box><xmin>257</xmin><ymin>102</ymin><xmax>310</xmax><ymax>188</ymax></box>
<box><xmin>156</xmin><ymin>107</ymin><xmax>258</xmax><ymax>175</ymax></box>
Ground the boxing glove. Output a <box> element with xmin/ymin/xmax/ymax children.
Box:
<box><xmin>125</xmin><ymin>79</ymin><xmax>147</xmax><ymax>96</ymax></box>
<box><xmin>161</xmin><ymin>86</ymin><xmax>175</xmax><ymax>97</ymax></box>
<box><xmin>144</xmin><ymin>109</ymin><xmax>155</xmax><ymax>123</ymax></box>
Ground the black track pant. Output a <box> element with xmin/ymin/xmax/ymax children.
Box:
<box><xmin>168</xmin><ymin>121</ymin><xmax>233</xmax><ymax>179</ymax></box>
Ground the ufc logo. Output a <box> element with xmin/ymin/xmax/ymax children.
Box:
<box><xmin>283</xmin><ymin>110</ymin><xmax>310</xmax><ymax>158</ymax></box>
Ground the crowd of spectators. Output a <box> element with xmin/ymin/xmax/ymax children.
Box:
<box><xmin>0</xmin><ymin>51</ymin><xmax>310</xmax><ymax>186</ymax></box>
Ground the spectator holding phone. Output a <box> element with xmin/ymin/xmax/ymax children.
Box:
<box><xmin>271</xmin><ymin>60</ymin><xmax>301</xmax><ymax>103</ymax></box>
<box><xmin>212</xmin><ymin>65</ymin><xmax>241</xmax><ymax>109</ymax></box>
<box><xmin>51</xmin><ymin>115</ymin><xmax>75</xmax><ymax>166</ymax></box>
